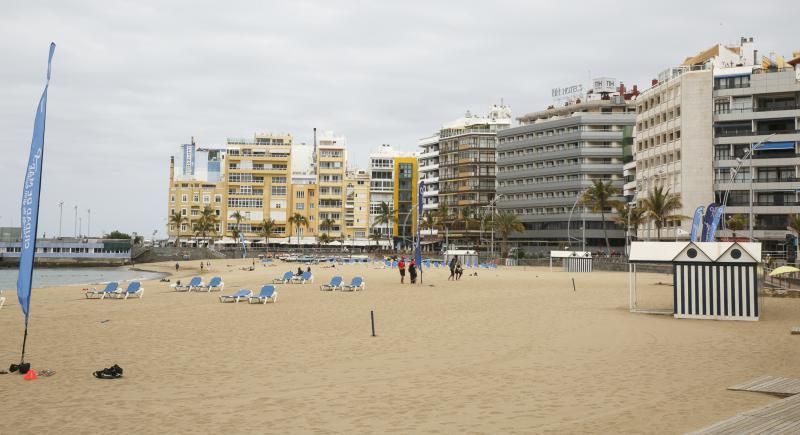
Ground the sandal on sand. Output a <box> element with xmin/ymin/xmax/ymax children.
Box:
<box><xmin>93</xmin><ymin>364</ymin><xmax>123</xmax><ymax>379</ymax></box>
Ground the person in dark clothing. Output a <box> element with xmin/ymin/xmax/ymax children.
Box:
<box><xmin>455</xmin><ymin>259</ymin><xmax>463</xmax><ymax>280</ymax></box>
<box><xmin>296</xmin><ymin>267</ymin><xmax>303</xmax><ymax>276</ymax></box>
<box><xmin>175</xmin><ymin>262</ymin><xmax>180</xmax><ymax>271</ymax></box>
<box><xmin>409</xmin><ymin>260</ymin><xmax>417</xmax><ymax>284</ymax></box>
<box><xmin>398</xmin><ymin>257</ymin><xmax>406</xmax><ymax>284</ymax></box>
<box><xmin>448</xmin><ymin>256</ymin><xmax>457</xmax><ymax>281</ymax></box>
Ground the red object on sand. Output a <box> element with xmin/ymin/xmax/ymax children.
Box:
<box><xmin>23</xmin><ymin>369</ymin><xmax>37</xmax><ymax>380</ymax></box>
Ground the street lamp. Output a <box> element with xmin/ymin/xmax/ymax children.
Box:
<box><xmin>567</xmin><ymin>189</ymin><xmax>587</xmax><ymax>251</ymax></box>
<box><xmin>58</xmin><ymin>201</ymin><xmax>64</xmax><ymax>238</ymax></box>
<box><xmin>720</xmin><ymin>133</ymin><xmax>776</xmax><ymax>241</ymax></box>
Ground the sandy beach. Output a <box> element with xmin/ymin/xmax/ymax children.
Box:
<box><xmin>2</xmin><ymin>258</ymin><xmax>799</xmax><ymax>434</ymax></box>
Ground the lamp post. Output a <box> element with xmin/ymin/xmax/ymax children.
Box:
<box><xmin>58</xmin><ymin>201</ymin><xmax>64</xmax><ymax>238</ymax></box>
<box><xmin>567</xmin><ymin>188</ymin><xmax>587</xmax><ymax>251</ymax></box>
<box><xmin>87</xmin><ymin>208</ymin><xmax>91</xmax><ymax>238</ymax></box>
<box><xmin>73</xmin><ymin>205</ymin><xmax>78</xmax><ymax>237</ymax></box>
<box><xmin>720</xmin><ymin>133</ymin><xmax>776</xmax><ymax>241</ymax></box>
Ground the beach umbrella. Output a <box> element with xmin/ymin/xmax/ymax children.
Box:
<box><xmin>769</xmin><ymin>266</ymin><xmax>800</xmax><ymax>276</ymax></box>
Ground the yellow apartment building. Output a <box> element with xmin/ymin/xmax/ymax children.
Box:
<box><xmin>224</xmin><ymin>133</ymin><xmax>292</xmax><ymax>239</ymax></box>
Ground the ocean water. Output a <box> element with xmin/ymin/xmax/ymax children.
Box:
<box><xmin>0</xmin><ymin>267</ymin><xmax>167</xmax><ymax>290</ymax></box>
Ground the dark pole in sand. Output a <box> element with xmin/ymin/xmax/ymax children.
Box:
<box><xmin>572</xmin><ymin>278</ymin><xmax>576</xmax><ymax>292</ymax></box>
<box><xmin>370</xmin><ymin>310</ymin><xmax>376</xmax><ymax>337</ymax></box>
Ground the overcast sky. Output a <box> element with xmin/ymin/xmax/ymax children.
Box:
<box><xmin>0</xmin><ymin>0</ymin><xmax>797</xmax><ymax>239</ymax></box>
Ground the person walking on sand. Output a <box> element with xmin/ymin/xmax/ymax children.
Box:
<box><xmin>409</xmin><ymin>259</ymin><xmax>417</xmax><ymax>284</ymax></box>
<box><xmin>200</xmin><ymin>262</ymin><xmax>204</xmax><ymax>272</ymax></box>
<box><xmin>455</xmin><ymin>258</ymin><xmax>463</xmax><ymax>281</ymax></box>
<box><xmin>448</xmin><ymin>255</ymin><xmax>458</xmax><ymax>280</ymax></box>
<box><xmin>175</xmin><ymin>262</ymin><xmax>180</xmax><ymax>272</ymax></box>
<box><xmin>398</xmin><ymin>256</ymin><xmax>406</xmax><ymax>284</ymax></box>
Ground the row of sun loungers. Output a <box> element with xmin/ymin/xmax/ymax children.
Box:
<box><xmin>173</xmin><ymin>276</ymin><xmax>225</xmax><ymax>292</ymax></box>
<box><xmin>85</xmin><ymin>282</ymin><xmax>144</xmax><ymax>300</ymax></box>
<box><xmin>273</xmin><ymin>271</ymin><xmax>314</xmax><ymax>284</ymax></box>
<box><xmin>319</xmin><ymin>276</ymin><xmax>365</xmax><ymax>291</ymax></box>
<box><xmin>218</xmin><ymin>285</ymin><xmax>278</xmax><ymax>304</ymax></box>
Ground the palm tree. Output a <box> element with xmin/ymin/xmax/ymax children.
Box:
<box><xmin>372</xmin><ymin>201</ymin><xmax>396</xmax><ymax>250</ymax></box>
<box><xmin>614</xmin><ymin>203</ymin><xmax>645</xmax><ymax>240</ymax></box>
<box><xmin>643</xmin><ymin>186</ymin><xmax>684</xmax><ymax>241</ymax></box>
<box><xmin>229</xmin><ymin>211</ymin><xmax>244</xmax><ymax>238</ymax></box>
<box><xmin>369</xmin><ymin>230</ymin><xmax>383</xmax><ymax>252</ymax></box>
<box><xmin>433</xmin><ymin>203</ymin><xmax>451</xmax><ymax>249</ymax></box>
<box><xmin>287</xmin><ymin>213</ymin><xmax>309</xmax><ymax>246</ymax></box>
<box><xmin>317</xmin><ymin>233</ymin><xmax>332</xmax><ymax>247</ymax></box>
<box><xmin>493</xmin><ymin>211</ymin><xmax>525</xmax><ymax>258</ymax></box>
<box><xmin>320</xmin><ymin>217</ymin><xmax>336</xmax><ymax>238</ymax></box>
<box><xmin>259</xmin><ymin>218</ymin><xmax>276</xmax><ymax>253</ymax></box>
<box><xmin>581</xmin><ymin>180</ymin><xmax>622</xmax><ymax>255</ymax></box>
<box><xmin>169</xmin><ymin>210</ymin><xmax>187</xmax><ymax>245</ymax></box>
<box><xmin>726</xmin><ymin>214</ymin><xmax>748</xmax><ymax>239</ymax></box>
<box><xmin>194</xmin><ymin>206</ymin><xmax>219</xmax><ymax>246</ymax></box>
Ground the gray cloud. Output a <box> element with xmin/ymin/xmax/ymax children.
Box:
<box><xmin>1</xmin><ymin>0</ymin><xmax>797</xmax><ymax>238</ymax></box>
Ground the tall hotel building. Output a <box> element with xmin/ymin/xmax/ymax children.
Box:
<box><xmin>496</xmin><ymin>81</ymin><xmax>635</xmax><ymax>252</ymax></box>
<box><xmin>436</xmin><ymin>105</ymin><xmax>512</xmax><ymax>246</ymax></box>
<box><xmin>633</xmin><ymin>37</ymin><xmax>800</xmax><ymax>250</ymax></box>
<box><xmin>711</xmin><ymin>46</ymin><xmax>800</xmax><ymax>250</ymax></box>
<box><xmin>418</xmin><ymin>134</ymin><xmax>440</xmax><ymax>213</ymax></box>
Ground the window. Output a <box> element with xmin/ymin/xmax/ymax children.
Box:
<box><xmin>180</xmin><ymin>224</ymin><xmax>188</xmax><ymax>232</ymax></box>
<box><xmin>191</xmin><ymin>209</ymin><xmax>200</xmax><ymax>216</ymax></box>
<box><xmin>181</xmin><ymin>194</ymin><xmax>188</xmax><ymax>203</ymax></box>
<box><xmin>181</xmin><ymin>208</ymin><xmax>187</xmax><ymax>216</ymax></box>
<box><xmin>203</xmin><ymin>194</ymin><xmax>210</xmax><ymax>204</ymax></box>
<box><xmin>296</xmin><ymin>203</ymin><xmax>304</xmax><ymax>210</ymax></box>
<box><xmin>271</xmin><ymin>186</ymin><xmax>287</xmax><ymax>196</ymax></box>
<box><xmin>272</xmin><ymin>177</ymin><xmax>287</xmax><ymax>183</ymax></box>
<box><xmin>193</xmin><ymin>194</ymin><xmax>199</xmax><ymax>203</ymax></box>
<box><xmin>296</xmin><ymin>191</ymin><xmax>305</xmax><ymax>198</ymax></box>
<box><xmin>215</xmin><ymin>195</ymin><xmax>222</xmax><ymax>203</ymax></box>
<box><xmin>170</xmin><ymin>195</ymin><xmax>175</xmax><ymax>203</ymax></box>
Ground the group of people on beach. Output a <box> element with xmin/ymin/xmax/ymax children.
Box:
<box><xmin>395</xmin><ymin>255</ymin><xmax>464</xmax><ymax>283</ymax></box>
<box><xmin>448</xmin><ymin>255</ymin><xmax>463</xmax><ymax>281</ymax></box>
<box><xmin>396</xmin><ymin>257</ymin><xmax>418</xmax><ymax>284</ymax></box>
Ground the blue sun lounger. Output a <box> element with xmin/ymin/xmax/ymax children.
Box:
<box><xmin>113</xmin><ymin>281</ymin><xmax>144</xmax><ymax>299</ymax></box>
<box><xmin>86</xmin><ymin>282</ymin><xmax>119</xmax><ymax>299</ymax></box>
<box><xmin>273</xmin><ymin>271</ymin><xmax>294</xmax><ymax>284</ymax></box>
<box><xmin>248</xmin><ymin>285</ymin><xmax>278</xmax><ymax>304</ymax></box>
<box><xmin>219</xmin><ymin>289</ymin><xmax>253</xmax><ymax>303</ymax></box>
<box><xmin>342</xmin><ymin>276</ymin><xmax>365</xmax><ymax>291</ymax></box>
<box><xmin>320</xmin><ymin>276</ymin><xmax>343</xmax><ymax>291</ymax></box>
<box><xmin>198</xmin><ymin>276</ymin><xmax>224</xmax><ymax>292</ymax></box>
<box><xmin>174</xmin><ymin>276</ymin><xmax>203</xmax><ymax>292</ymax></box>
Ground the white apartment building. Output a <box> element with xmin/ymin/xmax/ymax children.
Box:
<box><xmin>368</xmin><ymin>144</ymin><xmax>404</xmax><ymax>237</ymax></box>
<box><xmin>634</xmin><ymin>38</ymin><xmax>761</xmax><ymax>241</ymax></box>
<box><xmin>418</xmin><ymin>134</ymin><xmax>440</xmax><ymax>213</ymax></box>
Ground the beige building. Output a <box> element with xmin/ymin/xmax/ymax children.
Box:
<box><xmin>224</xmin><ymin>133</ymin><xmax>293</xmax><ymax>239</ymax></box>
<box><xmin>344</xmin><ymin>169</ymin><xmax>370</xmax><ymax>241</ymax></box>
<box><xmin>315</xmin><ymin>132</ymin><xmax>347</xmax><ymax>241</ymax></box>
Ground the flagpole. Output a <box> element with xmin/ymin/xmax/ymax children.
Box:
<box><xmin>17</xmin><ymin>43</ymin><xmax>55</xmax><ymax>371</ymax></box>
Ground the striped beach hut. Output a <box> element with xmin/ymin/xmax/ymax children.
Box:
<box><xmin>628</xmin><ymin>241</ymin><xmax>762</xmax><ymax>321</ymax></box>
<box><xmin>550</xmin><ymin>251</ymin><xmax>593</xmax><ymax>272</ymax></box>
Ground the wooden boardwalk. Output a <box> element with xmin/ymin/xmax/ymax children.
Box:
<box><xmin>728</xmin><ymin>376</ymin><xmax>800</xmax><ymax>397</ymax></box>
<box><xmin>690</xmin><ymin>394</ymin><xmax>800</xmax><ymax>434</ymax></box>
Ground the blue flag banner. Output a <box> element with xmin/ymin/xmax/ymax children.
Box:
<box><xmin>17</xmin><ymin>43</ymin><xmax>56</xmax><ymax>322</ymax></box>
<box><xmin>415</xmin><ymin>181</ymin><xmax>423</xmax><ymax>268</ymax></box>
<box><xmin>701</xmin><ymin>203</ymin><xmax>717</xmax><ymax>242</ymax></box>
<box><xmin>239</xmin><ymin>233</ymin><xmax>247</xmax><ymax>258</ymax></box>
<box><xmin>706</xmin><ymin>205</ymin><xmax>726</xmax><ymax>242</ymax></box>
<box><xmin>689</xmin><ymin>206</ymin><xmax>704</xmax><ymax>242</ymax></box>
